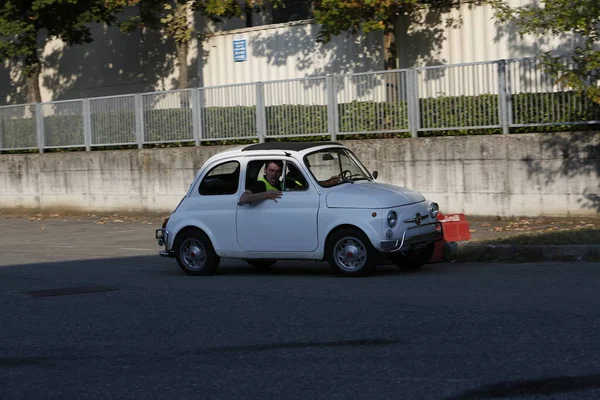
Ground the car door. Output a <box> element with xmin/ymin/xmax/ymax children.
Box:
<box><xmin>236</xmin><ymin>158</ymin><xmax>320</xmax><ymax>253</ymax></box>
<box><xmin>176</xmin><ymin>159</ymin><xmax>241</xmax><ymax>253</ymax></box>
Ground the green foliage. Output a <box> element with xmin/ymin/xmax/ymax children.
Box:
<box><xmin>312</xmin><ymin>0</ymin><xmax>417</xmax><ymax>41</ymax></box>
<box><xmin>0</xmin><ymin>117</ymin><xmax>36</xmax><ymax>149</ymax></box>
<box><xmin>488</xmin><ymin>0</ymin><xmax>600</xmax><ymax>104</ymax></box>
<box><xmin>122</xmin><ymin>0</ymin><xmax>285</xmax><ymax>35</ymax></box>
<box><xmin>144</xmin><ymin>109</ymin><xmax>192</xmax><ymax>142</ymax></box>
<box><xmin>420</xmin><ymin>94</ymin><xmax>499</xmax><ymax>130</ymax></box>
<box><xmin>266</xmin><ymin>105</ymin><xmax>328</xmax><ymax>136</ymax></box>
<box><xmin>0</xmin><ymin>0</ymin><xmax>125</xmax><ymax>101</ymax></box>
<box><xmin>311</xmin><ymin>0</ymin><xmax>464</xmax><ymax>42</ymax></box>
<box><xmin>91</xmin><ymin>111</ymin><xmax>137</xmax><ymax>144</ymax></box>
<box><xmin>203</xmin><ymin>106</ymin><xmax>257</xmax><ymax>139</ymax></box>
<box><xmin>338</xmin><ymin>100</ymin><xmax>409</xmax><ymax>132</ymax></box>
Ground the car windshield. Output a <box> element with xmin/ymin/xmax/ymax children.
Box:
<box><xmin>304</xmin><ymin>147</ymin><xmax>372</xmax><ymax>187</ymax></box>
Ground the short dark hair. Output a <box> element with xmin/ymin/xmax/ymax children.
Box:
<box><xmin>265</xmin><ymin>160</ymin><xmax>283</xmax><ymax>169</ymax></box>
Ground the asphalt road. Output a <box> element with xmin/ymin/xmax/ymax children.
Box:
<box><xmin>1</xmin><ymin>216</ymin><xmax>599</xmax><ymax>400</ymax></box>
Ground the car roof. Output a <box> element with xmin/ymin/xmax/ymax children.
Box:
<box><xmin>199</xmin><ymin>141</ymin><xmax>346</xmax><ymax>170</ymax></box>
<box><xmin>241</xmin><ymin>141</ymin><xmax>343</xmax><ymax>152</ymax></box>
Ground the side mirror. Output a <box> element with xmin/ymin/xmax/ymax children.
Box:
<box><xmin>372</xmin><ymin>170</ymin><xmax>378</xmax><ymax>179</ymax></box>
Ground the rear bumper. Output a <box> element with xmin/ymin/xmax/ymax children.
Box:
<box><xmin>380</xmin><ymin>221</ymin><xmax>443</xmax><ymax>253</ymax></box>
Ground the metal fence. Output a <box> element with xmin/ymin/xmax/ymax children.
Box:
<box><xmin>1</xmin><ymin>56</ymin><xmax>598</xmax><ymax>153</ymax></box>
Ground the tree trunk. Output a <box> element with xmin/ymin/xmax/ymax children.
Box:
<box><xmin>25</xmin><ymin>54</ymin><xmax>42</xmax><ymax>104</ymax></box>
<box><xmin>383</xmin><ymin>30</ymin><xmax>396</xmax><ymax>70</ymax></box>
<box><xmin>245</xmin><ymin>4</ymin><xmax>253</xmax><ymax>27</ymax></box>
<box><xmin>177</xmin><ymin>40</ymin><xmax>189</xmax><ymax>90</ymax></box>
<box><xmin>383</xmin><ymin>21</ymin><xmax>398</xmax><ymax>122</ymax></box>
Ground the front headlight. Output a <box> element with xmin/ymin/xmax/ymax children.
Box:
<box><xmin>429</xmin><ymin>202</ymin><xmax>439</xmax><ymax>219</ymax></box>
<box><xmin>387</xmin><ymin>211</ymin><xmax>397</xmax><ymax>227</ymax></box>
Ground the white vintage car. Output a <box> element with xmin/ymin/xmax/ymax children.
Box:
<box><xmin>155</xmin><ymin>141</ymin><xmax>444</xmax><ymax>277</ymax></box>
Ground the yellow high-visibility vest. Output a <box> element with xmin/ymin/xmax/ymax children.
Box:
<box><xmin>258</xmin><ymin>176</ymin><xmax>280</xmax><ymax>191</ymax></box>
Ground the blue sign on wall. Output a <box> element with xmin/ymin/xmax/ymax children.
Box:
<box><xmin>233</xmin><ymin>38</ymin><xmax>247</xmax><ymax>62</ymax></box>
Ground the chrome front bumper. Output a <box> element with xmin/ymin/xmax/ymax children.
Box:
<box><xmin>155</xmin><ymin>228</ymin><xmax>174</xmax><ymax>257</ymax></box>
<box><xmin>380</xmin><ymin>221</ymin><xmax>444</xmax><ymax>253</ymax></box>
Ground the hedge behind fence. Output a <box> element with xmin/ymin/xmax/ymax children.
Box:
<box><xmin>1</xmin><ymin>91</ymin><xmax>599</xmax><ymax>151</ymax></box>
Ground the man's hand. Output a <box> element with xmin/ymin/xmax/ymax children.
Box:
<box><xmin>264</xmin><ymin>190</ymin><xmax>283</xmax><ymax>202</ymax></box>
<box><xmin>320</xmin><ymin>175</ymin><xmax>342</xmax><ymax>187</ymax></box>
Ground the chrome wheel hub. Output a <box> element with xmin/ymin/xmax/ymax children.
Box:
<box><xmin>181</xmin><ymin>239</ymin><xmax>206</xmax><ymax>271</ymax></box>
<box><xmin>334</xmin><ymin>237</ymin><xmax>367</xmax><ymax>272</ymax></box>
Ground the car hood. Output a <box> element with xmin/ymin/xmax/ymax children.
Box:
<box><xmin>325</xmin><ymin>181</ymin><xmax>425</xmax><ymax>208</ymax></box>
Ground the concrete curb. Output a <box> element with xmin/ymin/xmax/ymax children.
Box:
<box><xmin>450</xmin><ymin>243</ymin><xmax>600</xmax><ymax>263</ymax></box>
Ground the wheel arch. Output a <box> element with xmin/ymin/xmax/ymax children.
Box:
<box><xmin>173</xmin><ymin>225</ymin><xmax>212</xmax><ymax>248</ymax></box>
<box><xmin>324</xmin><ymin>224</ymin><xmax>369</xmax><ymax>251</ymax></box>
<box><xmin>323</xmin><ymin>221</ymin><xmax>381</xmax><ymax>252</ymax></box>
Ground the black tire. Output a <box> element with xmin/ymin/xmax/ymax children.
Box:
<box><xmin>246</xmin><ymin>259</ymin><xmax>277</xmax><ymax>271</ymax></box>
<box><xmin>174</xmin><ymin>229</ymin><xmax>220</xmax><ymax>276</ymax></box>
<box><xmin>388</xmin><ymin>242</ymin><xmax>435</xmax><ymax>271</ymax></box>
<box><xmin>326</xmin><ymin>227</ymin><xmax>377</xmax><ymax>277</ymax></box>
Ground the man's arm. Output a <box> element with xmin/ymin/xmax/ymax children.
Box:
<box><xmin>238</xmin><ymin>182</ymin><xmax>282</xmax><ymax>204</ymax></box>
<box><xmin>238</xmin><ymin>190</ymin><xmax>276</xmax><ymax>204</ymax></box>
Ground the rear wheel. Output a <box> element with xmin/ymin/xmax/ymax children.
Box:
<box><xmin>174</xmin><ymin>229</ymin><xmax>220</xmax><ymax>276</ymax></box>
<box><xmin>388</xmin><ymin>242</ymin><xmax>435</xmax><ymax>271</ymax></box>
<box><xmin>326</xmin><ymin>228</ymin><xmax>377</xmax><ymax>277</ymax></box>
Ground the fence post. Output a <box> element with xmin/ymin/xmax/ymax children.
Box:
<box><xmin>191</xmin><ymin>89</ymin><xmax>202</xmax><ymax>146</ymax></box>
<box><xmin>0</xmin><ymin>112</ymin><xmax>3</xmax><ymax>153</ymax></box>
<box><xmin>407</xmin><ymin>69</ymin><xmax>420</xmax><ymax>138</ymax></box>
<box><xmin>35</xmin><ymin>103</ymin><xmax>44</xmax><ymax>153</ymax></box>
<box><xmin>326</xmin><ymin>75</ymin><xmax>338</xmax><ymax>141</ymax></box>
<box><xmin>255</xmin><ymin>82</ymin><xmax>266</xmax><ymax>143</ymax></box>
<box><xmin>82</xmin><ymin>99</ymin><xmax>92</xmax><ymax>151</ymax></box>
<box><xmin>134</xmin><ymin>94</ymin><xmax>144</xmax><ymax>149</ymax></box>
<box><xmin>497</xmin><ymin>60</ymin><xmax>510</xmax><ymax>135</ymax></box>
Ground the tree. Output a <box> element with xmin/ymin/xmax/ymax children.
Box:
<box><xmin>311</xmin><ymin>0</ymin><xmax>462</xmax><ymax>69</ymax></box>
<box><xmin>0</xmin><ymin>0</ymin><xmax>125</xmax><ymax>103</ymax></box>
<box><xmin>118</xmin><ymin>0</ymin><xmax>282</xmax><ymax>90</ymax></box>
<box><xmin>488</xmin><ymin>0</ymin><xmax>600</xmax><ymax>103</ymax></box>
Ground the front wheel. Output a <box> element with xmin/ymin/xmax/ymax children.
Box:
<box><xmin>388</xmin><ymin>243</ymin><xmax>435</xmax><ymax>271</ymax></box>
<box><xmin>174</xmin><ymin>230</ymin><xmax>220</xmax><ymax>276</ymax></box>
<box><xmin>326</xmin><ymin>228</ymin><xmax>377</xmax><ymax>277</ymax></box>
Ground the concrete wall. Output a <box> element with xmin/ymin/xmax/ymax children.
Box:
<box><xmin>1</xmin><ymin>133</ymin><xmax>598</xmax><ymax>217</ymax></box>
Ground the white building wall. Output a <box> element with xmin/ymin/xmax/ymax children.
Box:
<box><xmin>200</xmin><ymin>20</ymin><xmax>384</xmax><ymax>88</ymax></box>
<box><xmin>395</xmin><ymin>0</ymin><xmax>580</xmax><ymax>69</ymax></box>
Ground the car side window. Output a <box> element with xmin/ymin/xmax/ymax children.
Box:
<box><xmin>245</xmin><ymin>160</ymin><xmax>266</xmax><ymax>190</ymax></box>
<box><xmin>283</xmin><ymin>162</ymin><xmax>308</xmax><ymax>191</ymax></box>
<box><xmin>245</xmin><ymin>159</ymin><xmax>309</xmax><ymax>192</ymax></box>
<box><xmin>199</xmin><ymin>160</ymin><xmax>240</xmax><ymax>195</ymax></box>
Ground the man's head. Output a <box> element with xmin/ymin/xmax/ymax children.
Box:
<box><xmin>264</xmin><ymin>160</ymin><xmax>283</xmax><ymax>186</ymax></box>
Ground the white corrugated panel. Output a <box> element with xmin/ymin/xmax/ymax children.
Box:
<box><xmin>201</xmin><ymin>20</ymin><xmax>385</xmax><ymax>88</ymax></box>
<box><xmin>395</xmin><ymin>0</ymin><xmax>580</xmax><ymax>69</ymax></box>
